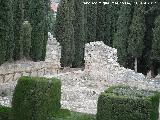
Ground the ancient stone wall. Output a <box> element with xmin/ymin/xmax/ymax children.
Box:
<box><xmin>0</xmin><ymin>32</ymin><xmax>61</xmax><ymax>83</ymax></box>
<box><xmin>84</xmin><ymin>41</ymin><xmax>160</xmax><ymax>91</ymax></box>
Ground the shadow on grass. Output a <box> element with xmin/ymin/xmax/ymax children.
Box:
<box><xmin>53</xmin><ymin>109</ymin><xmax>96</xmax><ymax>120</ymax></box>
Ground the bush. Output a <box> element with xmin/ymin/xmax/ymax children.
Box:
<box><xmin>96</xmin><ymin>86</ymin><xmax>160</xmax><ymax>120</ymax></box>
<box><xmin>0</xmin><ymin>106</ymin><xmax>11</xmax><ymax>120</ymax></box>
<box><xmin>12</xmin><ymin>76</ymin><xmax>61</xmax><ymax>120</ymax></box>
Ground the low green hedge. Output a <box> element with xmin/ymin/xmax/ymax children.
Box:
<box><xmin>0</xmin><ymin>105</ymin><xmax>11</xmax><ymax>120</ymax></box>
<box><xmin>96</xmin><ymin>86</ymin><xmax>160</xmax><ymax>120</ymax></box>
<box><xmin>12</xmin><ymin>76</ymin><xmax>61</xmax><ymax>120</ymax></box>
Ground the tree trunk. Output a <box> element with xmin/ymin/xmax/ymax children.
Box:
<box><xmin>134</xmin><ymin>57</ymin><xmax>138</xmax><ymax>72</ymax></box>
<box><xmin>151</xmin><ymin>63</ymin><xmax>155</xmax><ymax>78</ymax></box>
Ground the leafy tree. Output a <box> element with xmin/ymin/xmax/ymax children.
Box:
<box><xmin>128</xmin><ymin>1</ymin><xmax>146</xmax><ymax>72</ymax></box>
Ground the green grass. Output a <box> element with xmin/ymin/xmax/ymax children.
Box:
<box><xmin>52</xmin><ymin>109</ymin><xmax>96</xmax><ymax>120</ymax></box>
<box><xmin>0</xmin><ymin>108</ymin><xmax>95</xmax><ymax>120</ymax></box>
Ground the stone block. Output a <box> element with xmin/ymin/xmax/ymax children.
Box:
<box><xmin>4</xmin><ymin>74</ymin><xmax>14</xmax><ymax>83</ymax></box>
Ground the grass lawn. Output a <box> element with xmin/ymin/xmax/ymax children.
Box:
<box><xmin>0</xmin><ymin>107</ymin><xmax>96</xmax><ymax>120</ymax></box>
<box><xmin>53</xmin><ymin>109</ymin><xmax>96</xmax><ymax>120</ymax></box>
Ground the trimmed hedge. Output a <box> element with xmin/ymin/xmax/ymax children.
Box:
<box><xmin>12</xmin><ymin>76</ymin><xmax>61</xmax><ymax>120</ymax></box>
<box><xmin>0</xmin><ymin>106</ymin><xmax>11</xmax><ymax>120</ymax></box>
<box><xmin>96</xmin><ymin>86</ymin><xmax>160</xmax><ymax>120</ymax></box>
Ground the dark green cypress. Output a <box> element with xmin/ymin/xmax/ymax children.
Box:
<box><xmin>72</xmin><ymin>0</ymin><xmax>85</xmax><ymax>67</ymax></box>
<box><xmin>96</xmin><ymin>0</ymin><xmax>120</xmax><ymax>46</ymax></box>
<box><xmin>0</xmin><ymin>0</ymin><xmax>7</xmax><ymax>65</ymax></box>
<box><xmin>41</xmin><ymin>0</ymin><xmax>50</xmax><ymax>61</ymax></box>
<box><xmin>13</xmin><ymin>0</ymin><xmax>24</xmax><ymax>60</ymax></box>
<box><xmin>128</xmin><ymin>1</ymin><xmax>146</xmax><ymax>72</ymax></box>
<box><xmin>0</xmin><ymin>0</ymin><xmax>14</xmax><ymax>65</ymax></box>
<box><xmin>62</xmin><ymin>0</ymin><xmax>75</xmax><ymax>67</ymax></box>
<box><xmin>55</xmin><ymin>0</ymin><xmax>66</xmax><ymax>44</ymax></box>
<box><xmin>5</xmin><ymin>0</ymin><xmax>14</xmax><ymax>62</ymax></box>
<box><xmin>152</xmin><ymin>15</ymin><xmax>160</xmax><ymax>62</ymax></box>
<box><xmin>29</xmin><ymin>0</ymin><xmax>48</xmax><ymax>61</ymax></box>
<box><xmin>113</xmin><ymin>0</ymin><xmax>133</xmax><ymax>67</ymax></box>
<box><xmin>96</xmin><ymin>0</ymin><xmax>107</xmax><ymax>43</ymax></box>
<box><xmin>21</xmin><ymin>21</ymin><xmax>32</xmax><ymax>59</ymax></box>
<box><xmin>55</xmin><ymin>0</ymin><xmax>75</xmax><ymax>67</ymax></box>
<box><xmin>86</xmin><ymin>0</ymin><xmax>97</xmax><ymax>43</ymax></box>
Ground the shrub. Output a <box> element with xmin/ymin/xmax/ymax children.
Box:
<box><xmin>0</xmin><ymin>105</ymin><xmax>11</xmax><ymax>120</ymax></box>
<box><xmin>12</xmin><ymin>76</ymin><xmax>61</xmax><ymax>120</ymax></box>
<box><xmin>96</xmin><ymin>86</ymin><xmax>160</xmax><ymax>120</ymax></box>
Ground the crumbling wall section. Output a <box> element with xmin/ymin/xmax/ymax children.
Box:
<box><xmin>84</xmin><ymin>41</ymin><xmax>160</xmax><ymax>90</ymax></box>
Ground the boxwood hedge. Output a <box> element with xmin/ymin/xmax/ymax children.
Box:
<box><xmin>96</xmin><ymin>86</ymin><xmax>160</xmax><ymax>120</ymax></box>
<box><xmin>12</xmin><ymin>76</ymin><xmax>61</xmax><ymax>120</ymax></box>
<box><xmin>0</xmin><ymin>105</ymin><xmax>11</xmax><ymax>120</ymax></box>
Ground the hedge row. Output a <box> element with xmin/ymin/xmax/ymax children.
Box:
<box><xmin>0</xmin><ymin>105</ymin><xmax>11</xmax><ymax>120</ymax></box>
<box><xmin>11</xmin><ymin>76</ymin><xmax>61</xmax><ymax>120</ymax></box>
<box><xmin>96</xmin><ymin>86</ymin><xmax>160</xmax><ymax>120</ymax></box>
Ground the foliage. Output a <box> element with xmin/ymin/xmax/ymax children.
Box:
<box><xmin>128</xmin><ymin>0</ymin><xmax>146</xmax><ymax>71</ymax></box>
<box><xmin>0</xmin><ymin>0</ymin><xmax>14</xmax><ymax>65</ymax></box>
<box><xmin>55</xmin><ymin>0</ymin><xmax>75</xmax><ymax>67</ymax></box>
<box><xmin>0</xmin><ymin>106</ymin><xmax>11</xmax><ymax>120</ymax></box>
<box><xmin>113</xmin><ymin>0</ymin><xmax>133</xmax><ymax>67</ymax></box>
<box><xmin>86</xmin><ymin>0</ymin><xmax>97</xmax><ymax>43</ymax></box>
<box><xmin>72</xmin><ymin>0</ymin><xmax>85</xmax><ymax>67</ymax></box>
<box><xmin>21</xmin><ymin>21</ymin><xmax>32</xmax><ymax>59</ymax></box>
<box><xmin>97</xmin><ymin>86</ymin><xmax>160</xmax><ymax>120</ymax></box>
<box><xmin>48</xmin><ymin>10</ymin><xmax>56</xmax><ymax>36</ymax></box>
<box><xmin>13</xmin><ymin>0</ymin><xmax>24</xmax><ymax>60</ymax></box>
<box><xmin>29</xmin><ymin>0</ymin><xmax>49</xmax><ymax>61</ymax></box>
<box><xmin>152</xmin><ymin>15</ymin><xmax>160</xmax><ymax>62</ymax></box>
<box><xmin>12</xmin><ymin>76</ymin><xmax>61</xmax><ymax>120</ymax></box>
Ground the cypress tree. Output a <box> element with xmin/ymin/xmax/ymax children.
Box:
<box><xmin>13</xmin><ymin>0</ymin><xmax>24</xmax><ymax>60</ymax></box>
<box><xmin>152</xmin><ymin>15</ymin><xmax>160</xmax><ymax>62</ymax></box>
<box><xmin>21</xmin><ymin>21</ymin><xmax>32</xmax><ymax>59</ymax></box>
<box><xmin>86</xmin><ymin>0</ymin><xmax>97</xmax><ymax>43</ymax></box>
<box><xmin>29</xmin><ymin>0</ymin><xmax>48</xmax><ymax>61</ymax></box>
<box><xmin>72</xmin><ymin>0</ymin><xmax>85</xmax><ymax>67</ymax></box>
<box><xmin>0</xmin><ymin>0</ymin><xmax>7</xmax><ymax>65</ymax></box>
<box><xmin>55</xmin><ymin>0</ymin><xmax>66</xmax><ymax>44</ymax></box>
<box><xmin>5</xmin><ymin>0</ymin><xmax>14</xmax><ymax>62</ymax></box>
<box><xmin>96</xmin><ymin>0</ymin><xmax>120</xmax><ymax>46</ymax></box>
<box><xmin>128</xmin><ymin>1</ymin><xmax>146</xmax><ymax>72</ymax></box>
<box><xmin>113</xmin><ymin>0</ymin><xmax>133</xmax><ymax>67</ymax></box>
<box><xmin>62</xmin><ymin>0</ymin><xmax>75</xmax><ymax>67</ymax></box>
<box><xmin>0</xmin><ymin>0</ymin><xmax>14</xmax><ymax>65</ymax></box>
<box><xmin>96</xmin><ymin>0</ymin><xmax>107</xmax><ymax>43</ymax></box>
<box><xmin>41</xmin><ymin>0</ymin><xmax>50</xmax><ymax>61</ymax></box>
<box><xmin>55</xmin><ymin>0</ymin><xmax>75</xmax><ymax>67</ymax></box>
